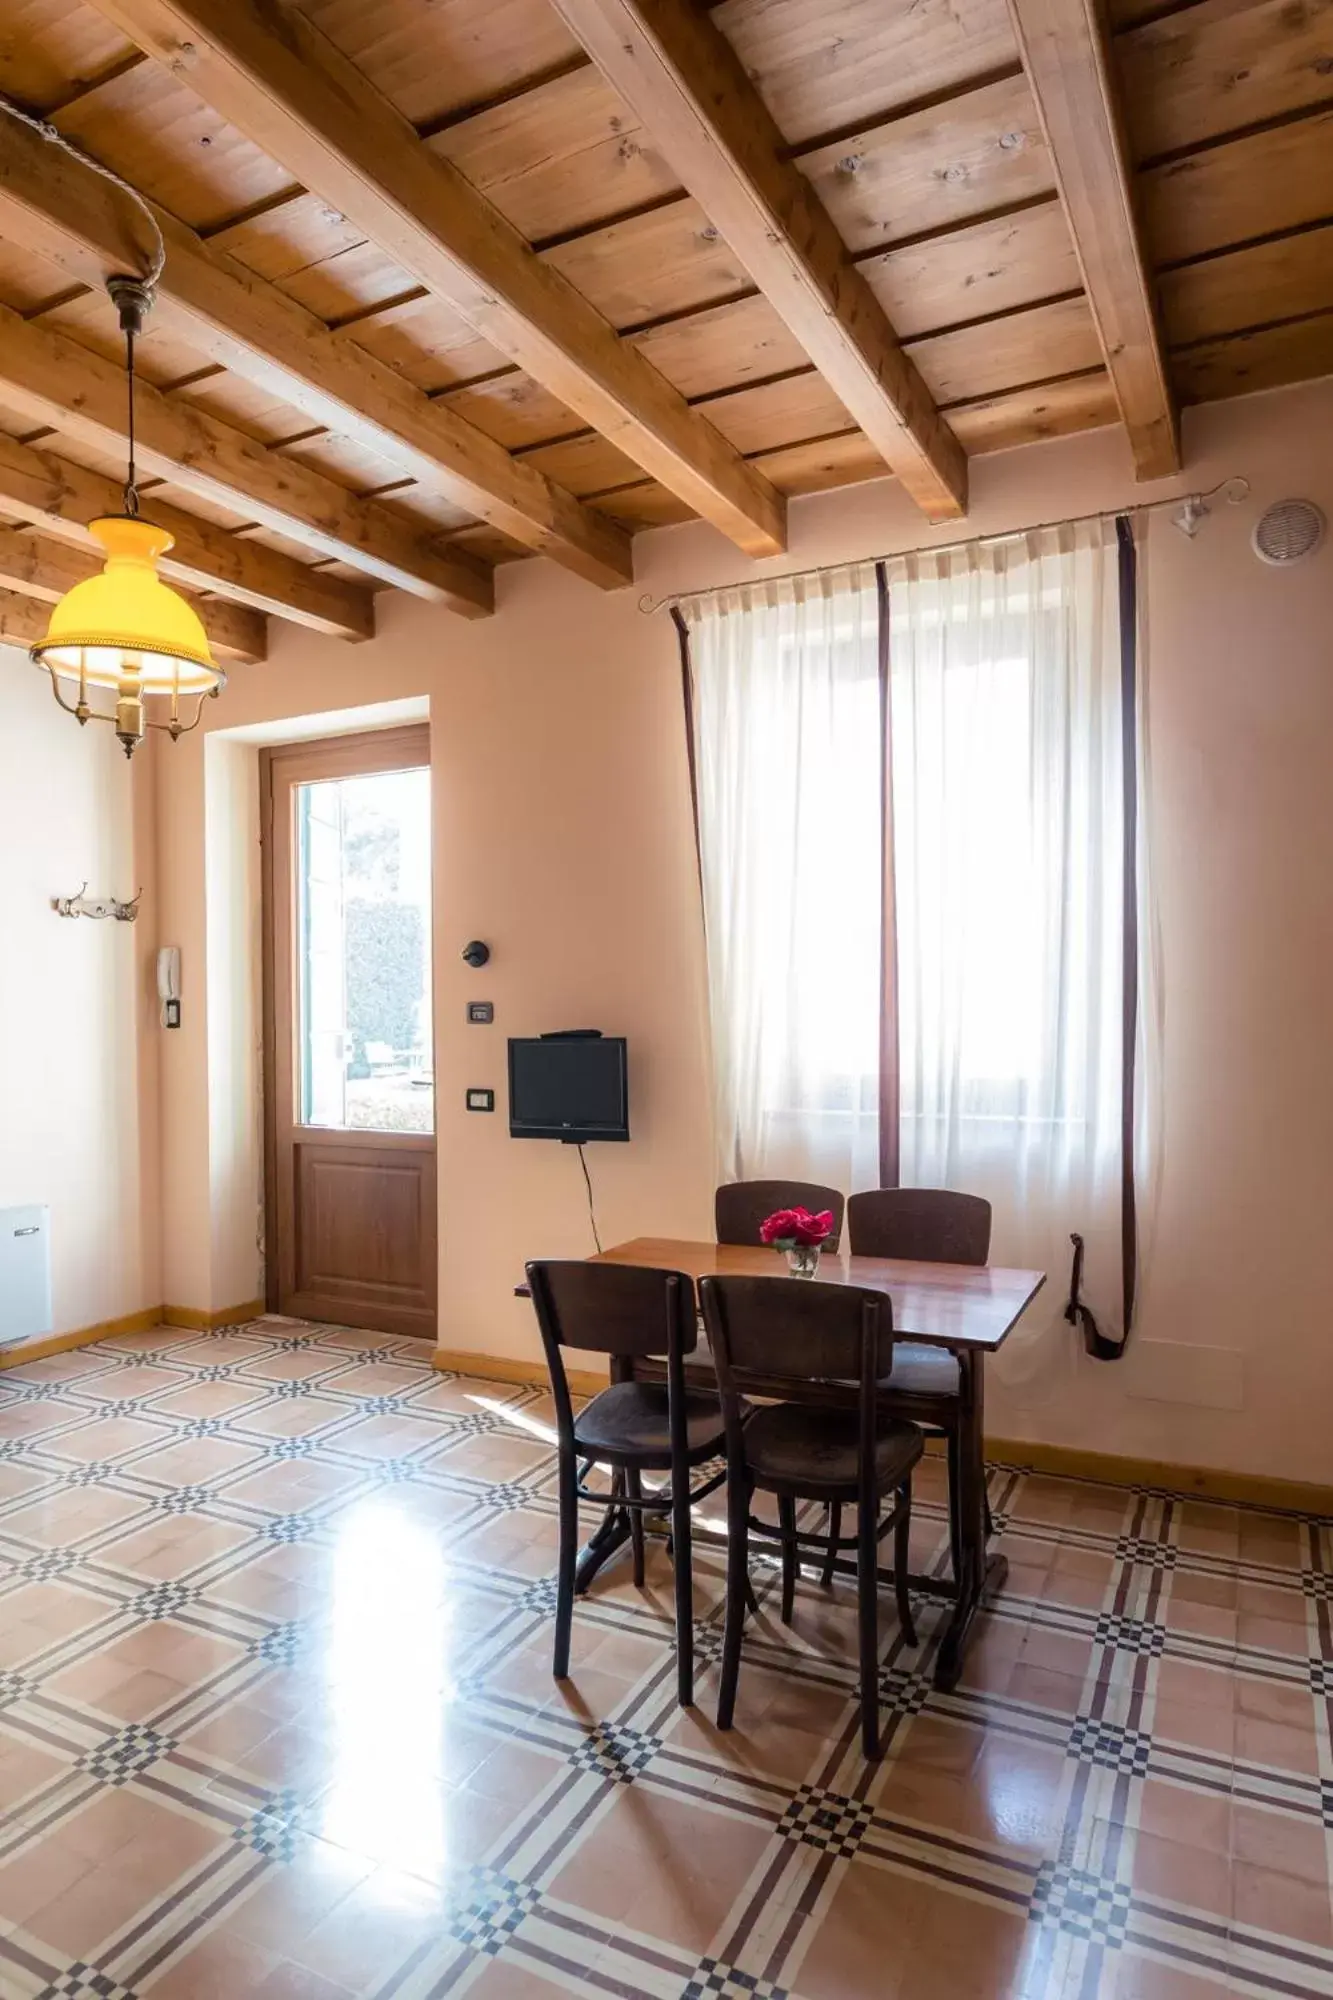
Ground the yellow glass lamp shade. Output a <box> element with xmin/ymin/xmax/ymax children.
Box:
<box><xmin>30</xmin><ymin>515</ymin><xmax>224</xmax><ymax>695</ymax></box>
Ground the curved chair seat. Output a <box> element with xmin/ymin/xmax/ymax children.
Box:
<box><xmin>574</xmin><ymin>1381</ymin><xmax>726</xmax><ymax>1468</ymax></box>
<box><xmin>742</xmin><ymin>1403</ymin><xmax>921</xmax><ymax>1498</ymax></box>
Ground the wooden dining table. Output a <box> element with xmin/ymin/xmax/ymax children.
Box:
<box><xmin>522</xmin><ymin>1237</ymin><xmax>1045</xmax><ymax>1690</ymax></box>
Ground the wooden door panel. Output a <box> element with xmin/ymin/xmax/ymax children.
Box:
<box><xmin>289</xmin><ymin>1138</ymin><xmax>436</xmax><ymax>1338</ymax></box>
<box><xmin>261</xmin><ymin>725</ymin><xmax>437</xmax><ymax>1341</ymax></box>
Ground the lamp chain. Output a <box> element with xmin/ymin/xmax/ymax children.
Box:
<box><xmin>124</xmin><ymin>318</ymin><xmax>139</xmax><ymax>517</ymax></box>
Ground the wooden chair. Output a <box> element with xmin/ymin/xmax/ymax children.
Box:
<box><xmin>700</xmin><ymin>1273</ymin><xmax>922</xmax><ymax>1759</ymax></box>
<box><xmin>714</xmin><ymin>1179</ymin><xmax>845</xmax><ymax>1250</ymax></box>
<box><xmin>844</xmin><ymin>1189</ymin><xmax>994</xmax><ymax>1581</ymax></box>
<box><xmin>526</xmin><ymin>1259</ymin><xmax>728</xmax><ymax>1707</ymax></box>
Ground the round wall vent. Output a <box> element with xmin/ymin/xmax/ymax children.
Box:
<box><xmin>1252</xmin><ymin>498</ymin><xmax>1326</xmax><ymax>567</ymax></box>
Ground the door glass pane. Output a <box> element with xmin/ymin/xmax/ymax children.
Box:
<box><xmin>296</xmin><ymin>764</ymin><xmax>433</xmax><ymax>1133</ymax></box>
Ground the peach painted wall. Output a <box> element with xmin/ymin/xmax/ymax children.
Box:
<box><xmin>0</xmin><ymin>645</ymin><xmax>161</xmax><ymax>1337</ymax></box>
<box><xmin>154</xmin><ymin>375</ymin><xmax>1333</xmax><ymax>1481</ymax></box>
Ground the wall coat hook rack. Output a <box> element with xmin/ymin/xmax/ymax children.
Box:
<box><xmin>52</xmin><ymin>883</ymin><xmax>143</xmax><ymax>923</ymax></box>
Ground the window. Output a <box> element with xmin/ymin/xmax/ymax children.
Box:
<box><xmin>683</xmin><ymin>521</ymin><xmax>1144</xmax><ymax>1339</ymax></box>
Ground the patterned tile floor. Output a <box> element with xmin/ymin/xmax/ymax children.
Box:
<box><xmin>1</xmin><ymin>1318</ymin><xmax>1330</xmax><ymax>1999</ymax></box>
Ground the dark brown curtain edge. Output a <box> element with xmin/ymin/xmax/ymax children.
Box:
<box><xmin>876</xmin><ymin>560</ymin><xmax>901</xmax><ymax>1190</ymax></box>
<box><xmin>1116</xmin><ymin>513</ymin><xmax>1139</xmax><ymax>1345</ymax></box>
<box><xmin>1072</xmin><ymin>516</ymin><xmax>1139</xmax><ymax>1359</ymax></box>
<box><xmin>672</xmin><ymin>604</ymin><xmax>703</xmax><ymax>891</ymax></box>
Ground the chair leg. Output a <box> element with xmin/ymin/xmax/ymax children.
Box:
<box><xmin>984</xmin><ymin>1484</ymin><xmax>995</xmax><ymax>1540</ymax></box>
<box><xmin>821</xmin><ymin>1503</ymin><xmax>842</xmax><ymax>1588</ymax></box>
<box><xmin>778</xmin><ymin>1496</ymin><xmax>797</xmax><ymax>1624</ymax></box>
<box><xmin>946</xmin><ymin>1430</ymin><xmax>965</xmax><ymax>1584</ymax></box>
<box><xmin>717</xmin><ymin>1474</ymin><xmax>750</xmax><ymax>1732</ymax></box>
<box><xmin>893</xmin><ymin>1481</ymin><xmax>918</xmax><ymax>1648</ymax></box>
<box><xmin>671</xmin><ymin>1473</ymin><xmax>695</xmax><ymax>1708</ymax></box>
<box><xmin>625</xmin><ymin>1466</ymin><xmax>646</xmax><ymax>1588</ymax></box>
<box><xmin>857</xmin><ymin>1498</ymin><xmax>880</xmax><ymax>1760</ymax></box>
<box><xmin>554</xmin><ymin>1444</ymin><xmax>578</xmax><ymax>1680</ymax></box>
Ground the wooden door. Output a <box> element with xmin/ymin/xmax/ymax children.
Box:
<box><xmin>261</xmin><ymin>727</ymin><xmax>436</xmax><ymax>1339</ymax></box>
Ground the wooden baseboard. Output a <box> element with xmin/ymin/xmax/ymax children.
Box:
<box><xmin>426</xmin><ymin>1362</ymin><xmax>1331</xmax><ymax>1515</ymax></box>
<box><xmin>432</xmin><ymin>1345</ymin><xmax>607</xmax><ymax>1399</ymax></box>
<box><xmin>161</xmin><ymin>1300</ymin><xmax>266</xmax><ymax>1332</ymax></box>
<box><xmin>5</xmin><ymin>1317</ymin><xmax>1323</xmax><ymax>1513</ymax></box>
<box><xmin>0</xmin><ymin>1305</ymin><xmax>164</xmax><ymax>1371</ymax></box>
<box><xmin>987</xmin><ymin>1435</ymin><xmax>1333</xmax><ymax>1518</ymax></box>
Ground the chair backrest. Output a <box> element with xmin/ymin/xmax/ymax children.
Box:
<box><xmin>526</xmin><ymin>1259</ymin><xmax>698</xmax><ymax>1361</ymax></box>
<box><xmin>846</xmin><ymin>1188</ymin><xmax>991</xmax><ymax>1265</ymax></box>
<box><xmin>700</xmin><ymin>1273</ymin><xmax>892</xmax><ymax>1396</ymax></box>
<box><xmin>526</xmin><ymin>1259</ymin><xmax>698</xmax><ymax>1447</ymax></box>
<box><xmin>714</xmin><ymin>1179</ymin><xmax>845</xmax><ymax>1251</ymax></box>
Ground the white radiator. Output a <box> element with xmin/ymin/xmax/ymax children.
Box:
<box><xmin>0</xmin><ymin>1205</ymin><xmax>52</xmax><ymax>1347</ymax></box>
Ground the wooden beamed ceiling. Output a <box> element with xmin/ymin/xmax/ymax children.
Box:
<box><xmin>0</xmin><ymin>0</ymin><xmax>1326</xmax><ymax>645</ymax></box>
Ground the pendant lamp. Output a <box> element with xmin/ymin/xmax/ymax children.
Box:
<box><xmin>30</xmin><ymin>276</ymin><xmax>226</xmax><ymax>757</ymax></box>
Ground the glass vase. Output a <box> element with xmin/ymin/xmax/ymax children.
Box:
<box><xmin>785</xmin><ymin>1243</ymin><xmax>821</xmax><ymax>1279</ymax></box>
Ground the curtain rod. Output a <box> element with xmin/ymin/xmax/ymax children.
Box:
<box><xmin>636</xmin><ymin>476</ymin><xmax>1250</xmax><ymax>616</ymax></box>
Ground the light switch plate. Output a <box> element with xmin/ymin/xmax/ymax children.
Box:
<box><xmin>466</xmin><ymin>1087</ymin><xmax>495</xmax><ymax>1112</ymax></box>
<box><xmin>467</xmin><ymin>1001</ymin><xmax>494</xmax><ymax>1024</ymax></box>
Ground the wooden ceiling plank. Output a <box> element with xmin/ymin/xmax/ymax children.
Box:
<box><xmin>1117</xmin><ymin>0</ymin><xmax>1333</xmax><ymax>164</ymax></box>
<box><xmin>548</xmin><ymin>0</ymin><xmax>966</xmax><ymax>520</ymax></box>
<box><xmin>1143</xmin><ymin>110</ymin><xmax>1333</xmax><ymax>266</ymax></box>
<box><xmin>0</xmin><ymin>427</ymin><xmax>373</xmax><ymax>639</ymax></box>
<box><xmin>0</xmin><ymin>299</ymin><xmax>493</xmax><ymax>614</ymax></box>
<box><xmin>1172</xmin><ymin>309</ymin><xmax>1333</xmax><ymax>404</ymax></box>
<box><xmin>907</xmin><ymin>293</ymin><xmax>1104</xmax><ymax>405</ymax></box>
<box><xmin>714</xmin><ymin>0</ymin><xmax>1020</xmax><ymax>147</ymax></box>
<box><xmin>296</xmin><ymin>0</ymin><xmax>586</xmax><ymax>130</ymax></box>
<box><xmin>947</xmin><ymin>367</ymin><xmax>1120</xmax><ymax>448</ymax></box>
<box><xmin>0</xmin><ymin>4</ymin><xmax>139</xmax><ymax>114</ymax></box>
<box><xmin>859</xmin><ymin>199</ymin><xmax>1079</xmax><ymax>341</ymax></box>
<box><xmin>1160</xmin><ymin>224</ymin><xmax>1333</xmax><ymax>347</ymax></box>
<box><xmin>798</xmin><ymin>74</ymin><xmax>1053</xmax><ymax>256</ymax></box>
<box><xmin>51</xmin><ymin>57</ymin><xmax>297</xmax><ymax>235</ymax></box>
<box><xmin>1006</xmin><ymin>0</ymin><xmax>1180</xmax><ymax>477</ymax></box>
<box><xmin>0</xmin><ymin>526</ymin><xmax>266</xmax><ymax>661</ymax></box>
<box><xmin>85</xmin><ymin>0</ymin><xmax>787</xmax><ymax>556</ymax></box>
<box><xmin>0</xmin><ymin>108</ymin><xmax>631</xmax><ymax>589</ymax></box>
<box><xmin>426</xmin><ymin>61</ymin><xmax>681</xmax><ymax>245</ymax></box>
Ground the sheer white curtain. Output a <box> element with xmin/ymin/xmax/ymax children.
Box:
<box><xmin>887</xmin><ymin>522</ymin><xmax>1131</xmax><ymax>1371</ymax></box>
<box><xmin>685</xmin><ymin>520</ymin><xmax>1145</xmax><ymax>1375</ymax></box>
<box><xmin>683</xmin><ymin>565</ymin><xmax>883</xmax><ymax>1192</ymax></box>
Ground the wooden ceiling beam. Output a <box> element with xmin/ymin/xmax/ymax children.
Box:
<box><xmin>548</xmin><ymin>0</ymin><xmax>967</xmax><ymax>522</ymax></box>
<box><xmin>0</xmin><ymin>530</ymin><xmax>266</xmax><ymax>662</ymax></box>
<box><xmin>0</xmin><ymin>110</ymin><xmax>631</xmax><ymax>590</ymax></box>
<box><xmin>0</xmin><ymin>302</ymin><xmax>493</xmax><ymax>616</ymax></box>
<box><xmin>0</xmin><ymin>431</ymin><xmax>373</xmax><ymax>641</ymax></box>
<box><xmin>84</xmin><ymin>0</ymin><xmax>787</xmax><ymax>557</ymax></box>
<box><xmin>1005</xmin><ymin>0</ymin><xmax>1180</xmax><ymax>478</ymax></box>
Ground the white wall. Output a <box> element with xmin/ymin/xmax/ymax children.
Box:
<box><xmin>0</xmin><ymin>645</ymin><xmax>160</xmax><ymax>1335</ymax></box>
<box><xmin>204</xmin><ymin>735</ymin><xmax>265</xmax><ymax>1312</ymax></box>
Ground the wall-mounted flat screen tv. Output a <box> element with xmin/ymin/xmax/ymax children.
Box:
<box><xmin>508</xmin><ymin>1036</ymin><xmax>629</xmax><ymax>1143</ymax></box>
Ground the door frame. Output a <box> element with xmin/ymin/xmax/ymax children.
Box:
<box><xmin>259</xmin><ymin>723</ymin><xmax>435</xmax><ymax>1328</ymax></box>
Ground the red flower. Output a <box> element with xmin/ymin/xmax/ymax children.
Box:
<box><xmin>759</xmin><ymin>1207</ymin><xmax>834</xmax><ymax>1248</ymax></box>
